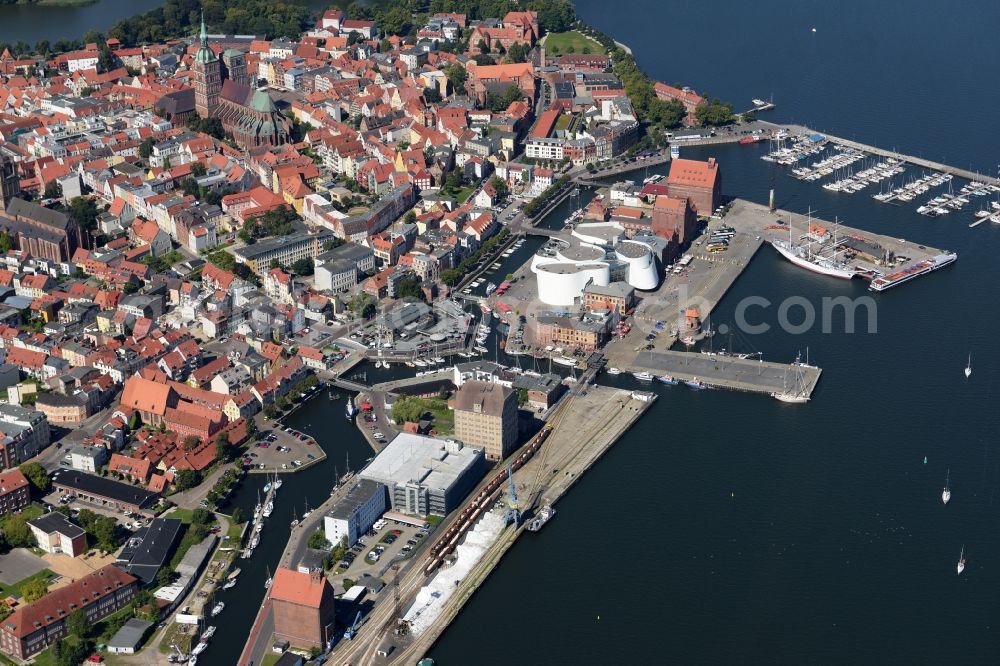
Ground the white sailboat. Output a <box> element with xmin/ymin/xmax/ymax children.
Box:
<box><xmin>965</xmin><ymin>353</ymin><xmax>972</xmax><ymax>379</ymax></box>
<box><xmin>957</xmin><ymin>546</ymin><xmax>966</xmax><ymax>575</ymax></box>
<box><xmin>942</xmin><ymin>470</ymin><xmax>951</xmax><ymax>505</ymax></box>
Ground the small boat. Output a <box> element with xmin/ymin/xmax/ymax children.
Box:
<box><xmin>191</xmin><ymin>642</ymin><xmax>207</xmax><ymax>656</ymax></box>
<box><xmin>226</xmin><ymin>568</ymin><xmax>241</xmax><ymax>581</ymax></box>
<box><xmin>273</xmin><ymin>477</ymin><xmax>282</xmax><ymax>490</ymax></box>
<box><xmin>255</xmin><ymin>522</ymin><xmax>263</xmax><ymax>533</ymax></box>
<box><xmin>222</xmin><ymin>579</ymin><xmax>236</xmax><ymax>590</ymax></box>
<box><xmin>432</xmin><ymin>357</ymin><xmax>446</xmax><ymax>364</ymax></box>
<box><xmin>405</xmin><ymin>361</ymin><xmax>415</xmax><ymax>367</ymax></box>
<box><xmin>345</xmin><ymin>400</ymin><xmax>358</xmax><ymax>420</ymax></box>
<box><xmin>263</xmin><ymin>481</ymin><xmax>271</xmax><ymax>494</ymax></box>
<box><xmin>262</xmin><ymin>502</ymin><xmax>273</xmax><ymax>518</ymax></box>
<box><xmin>189</xmin><ymin>656</ymin><xmax>198</xmax><ymax>666</ymax></box>
<box><xmin>265</xmin><ymin>566</ymin><xmax>273</xmax><ymax>590</ymax></box>
<box><xmin>525</xmin><ymin>505</ymin><xmax>556</xmax><ymax>532</ymax></box>
<box><xmin>632</xmin><ymin>371</ymin><xmax>654</xmax><ymax>382</ymax></box>
<box><xmin>552</xmin><ymin>356</ymin><xmax>577</xmax><ymax>367</ymax></box>
<box><xmin>211</xmin><ymin>602</ymin><xmax>225</xmax><ymax>616</ymax></box>
<box><xmin>249</xmin><ymin>534</ymin><xmax>259</xmax><ymax>548</ymax></box>
<box><xmin>605</xmin><ymin>367</ymin><xmax>622</xmax><ymax>375</ymax></box>
<box><xmin>685</xmin><ymin>377</ymin><xmax>706</xmax><ymax>390</ymax></box>
<box><xmin>965</xmin><ymin>353</ymin><xmax>972</xmax><ymax>379</ymax></box>
<box><xmin>200</xmin><ymin>626</ymin><xmax>216</xmax><ymax>643</ymax></box>
<box><xmin>957</xmin><ymin>546</ymin><xmax>966</xmax><ymax>575</ymax></box>
<box><xmin>942</xmin><ymin>469</ymin><xmax>951</xmax><ymax>505</ymax></box>
<box><xmin>657</xmin><ymin>375</ymin><xmax>678</xmax><ymax>385</ymax></box>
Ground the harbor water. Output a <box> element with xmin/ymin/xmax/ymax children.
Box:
<box><xmin>197</xmin><ymin>394</ymin><xmax>373</xmax><ymax>665</ymax></box>
<box><xmin>429</xmin><ymin>1</ymin><xmax>1000</xmax><ymax>663</ymax></box>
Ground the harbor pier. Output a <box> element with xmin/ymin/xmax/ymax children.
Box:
<box><xmin>628</xmin><ymin>350</ymin><xmax>821</xmax><ymax>398</ymax></box>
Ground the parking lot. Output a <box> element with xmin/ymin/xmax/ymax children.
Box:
<box><xmin>45</xmin><ymin>489</ymin><xmax>153</xmax><ymax>531</ymax></box>
<box><xmin>330</xmin><ymin>519</ymin><xmax>430</xmax><ymax>582</ymax></box>
<box><xmin>241</xmin><ymin>423</ymin><xmax>325</xmax><ymax>473</ymax></box>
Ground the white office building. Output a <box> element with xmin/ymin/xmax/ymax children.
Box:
<box><xmin>323</xmin><ymin>478</ymin><xmax>387</xmax><ymax>547</ymax></box>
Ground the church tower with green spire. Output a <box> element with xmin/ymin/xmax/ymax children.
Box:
<box><xmin>193</xmin><ymin>12</ymin><xmax>221</xmax><ymax>118</ymax></box>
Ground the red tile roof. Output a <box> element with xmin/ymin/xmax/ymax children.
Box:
<box><xmin>0</xmin><ymin>468</ymin><xmax>29</xmax><ymax>495</ymax></box>
<box><xmin>270</xmin><ymin>567</ymin><xmax>328</xmax><ymax>608</ymax></box>
<box><xmin>667</xmin><ymin>157</ymin><xmax>720</xmax><ymax>189</ymax></box>
<box><xmin>2</xmin><ymin>565</ymin><xmax>136</xmax><ymax>638</ymax></box>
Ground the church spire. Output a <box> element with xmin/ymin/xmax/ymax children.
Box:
<box><xmin>200</xmin><ymin>11</ymin><xmax>207</xmax><ymax>46</ymax></box>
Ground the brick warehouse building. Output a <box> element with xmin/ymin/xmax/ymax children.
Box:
<box><xmin>666</xmin><ymin>157</ymin><xmax>722</xmax><ymax>216</ymax></box>
<box><xmin>0</xmin><ymin>565</ymin><xmax>137</xmax><ymax>660</ymax></box>
<box><xmin>270</xmin><ymin>568</ymin><xmax>336</xmax><ymax>649</ymax></box>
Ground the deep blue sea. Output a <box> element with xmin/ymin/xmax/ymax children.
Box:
<box><xmin>430</xmin><ymin>1</ymin><xmax>1000</xmax><ymax>664</ymax></box>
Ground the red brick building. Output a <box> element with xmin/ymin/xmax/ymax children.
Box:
<box><xmin>666</xmin><ymin>157</ymin><xmax>722</xmax><ymax>216</ymax></box>
<box><xmin>651</xmin><ymin>194</ymin><xmax>698</xmax><ymax>252</ymax></box>
<box><xmin>0</xmin><ymin>566</ymin><xmax>138</xmax><ymax>660</ymax></box>
<box><xmin>0</xmin><ymin>468</ymin><xmax>30</xmax><ymax>516</ymax></box>
<box><xmin>270</xmin><ymin>568</ymin><xmax>337</xmax><ymax>649</ymax></box>
<box><xmin>653</xmin><ymin>82</ymin><xmax>705</xmax><ymax>126</ymax></box>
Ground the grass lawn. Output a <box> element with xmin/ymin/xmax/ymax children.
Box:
<box><xmin>543</xmin><ymin>30</ymin><xmax>602</xmax><ymax>55</ymax></box>
<box><xmin>260</xmin><ymin>654</ymin><xmax>283</xmax><ymax>666</ymax></box>
<box><xmin>453</xmin><ymin>185</ymin><xmax>475</xmax><ymax>203</ymax></box>
<box><xmin>0</xmin><ymin>569</ymin><xmax>57</xmax><ymax>599</ymax></box>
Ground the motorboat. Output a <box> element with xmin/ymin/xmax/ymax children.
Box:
<box><xmin>632</xmin><ymin>371</ymin><xmax>654</xmax><ymax>382</ymax></box>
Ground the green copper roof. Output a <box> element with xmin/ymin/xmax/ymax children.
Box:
<box><xmin>223</xmin><ymin>48</ymin><xmax>244</xmax><ymax>58</ymax></box>
<box><xmin>250</xmin><ymin>90</ymin><xmax>278</xmax><ymax>113</ymax></box>
<box><xmin>194</xmin><ymin>10</ymin><xmax>217</xmax><ymax>64</ymax></box>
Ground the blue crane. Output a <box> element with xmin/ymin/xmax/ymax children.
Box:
<box><xmin>504</xmin><ymin>462</ymin><xmax>520</xmax><ymax>526</ymax></box>
<box><xmin>344</xmin><ymin>611</ymin><xmax>363</xmax><ymax>640</ymax></box>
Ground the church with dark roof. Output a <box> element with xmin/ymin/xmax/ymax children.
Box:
<box><xmin>156</xmin><ymin>16</ymin><xmax>290</xmax><ymax>149</ymax></box>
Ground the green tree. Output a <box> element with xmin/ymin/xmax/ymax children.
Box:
<box><xmin>215</xmin><ymin>431</ymin><xmax>233</xmax><ymax>461</ymax></box>
<box><xmin>18</xmin><ymin>462</ymin><xmax>50</xmax><ymax>494</ymax></box>
<box><xmin>307</xmin><ymin>530</ymin><xmax>329</xmax><ymax>550</ymax></box>
<box><xmin>2</xmin><ymin>513</ymin><xmax>35</xmax><ymax>548</ymax></box>
<box><xmin>422</xmin><ymin>86</ymin><xmax>442</xmax><ymax>104</ymax></box>
<box><xmin>67</xmin><ymin>196</ymin><xmax>99</xmax><ymax>234</ymax></box>
<box><xmin>191</xmin><ymin>162</ymin><xmax>207</xmax><ymax>178</ymax></box>
<box><xmin>291</xmin><ymin>257</ymin><xmax>314</xmax><ymax>276</ymax></box>
<box><xmin>191</xmin><ymin>508</ymin><xmax>213</xmax><ymax>526</ymax></box>
<box><xmin>138</xmin><ymin>137</ymin><xmax>156</xmax><ymax>160</ymax></box>
<box><xmin>440</xmin><ymin>268</ymin><xmax>460</xmax><ymax>286</ymax></box>
<box><xmin>348</xmin><ymin>292</ymin><xmax>375</xmax><ymax>319</ymax></box>
<box><xmin>93</xmin><ymin>516</ymin><xmax>119</xmax><ymax>551</ymax></box>
<box><xmin>515</xmin><ymin>387</ymin><xmax>529</xmax><ymax>405</ymax></box>
<box><xmin>0</xmin><ymin>231</ymin><xmax>12</xmax><ymax>254</ymax></box>
<box><xmin>231</xmin><ymin>506</ymin><xmax>244</xmax><ymax>524</ymax></box>
<box><xmin>444</xmin><ymin>63</ymin><xmax>468</xmax><ymax>95</ymax></box>
<box><xmin>323</xmin><ymin>238</ymin><xmax>345</xmax><ymax>252</ymax></box>
<box><xmin>504</xmin><ymin>41</ymin><xmax>530</xmax><ymax>64</ymax></box>
<box><xmin>43</xmin><ymin>180</ymin><xmax>63</xmax><ymax>200</ymax></box>
<box><xmin>66</xmin><ymin>609</ymin><xmax>89</xmax><ymax>638</ymax></box>
<box><xmin>20</xmin><ymin>577</ymin><xmax>48</xmax><ymax>602</ymax></box>
<box><xmin>486</xmin><ymin>85</ymin><xmax>522</xmax><ymax>113</ymax></box>
<box><xmin>173</xmin><ymin>469</ymin><xmax>202</xmax><ymax>491</ymax></box>
<box><xmin>395</xmin><ymin>277</ymin><xmax>424</xmax><ymax>301</ymax></box>
<box><xmin>182</xmin><ymin>435</ymin><xmax>200</xmax><ymax>451</ymax></box>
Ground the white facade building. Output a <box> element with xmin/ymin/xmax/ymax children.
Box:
<box><xmin>323</xmin><ymin>478</ymin><xmax>387</xmax><ymax>547</ymax></box>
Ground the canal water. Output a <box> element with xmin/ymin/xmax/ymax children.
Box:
<box><xmin>428</xmin><ymin>1</ymin><xmax>1000</xmax><ymax>664</ymax></box>
<box><xmin>200</xmin><ymin>393</ymin><xmax>374</xmax><ymax>665</ymax></box>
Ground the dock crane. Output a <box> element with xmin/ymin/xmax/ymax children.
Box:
<box><xmin>344</xmin><ymin>611</ymin><xmax>363</xmax><ymax>640</ymax></box>
<box><xmin>504</xmin><ymin>461</ymin><xmax>520</xmax><ymax>526</ymax></box>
